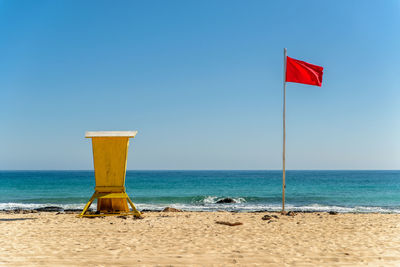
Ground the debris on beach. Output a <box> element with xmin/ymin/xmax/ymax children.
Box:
<box><xmin>329</xmin><ymin>211</ymin><xmax>338</xmax><ymax>215</ymax></box>
<box><xmin>262</xmin><ymin>215</ymin><xmax>272</xmax><ymax>220</ymax></box>
<box><xmin>5</xmin><ymin>209</ymin><xmax>38</xmax><ymax>214</ymax></box>
<box><xmin>215</xmin><ymin>221</ymin><xmax>243</xmax><ymax>226</ymax></box>
<box><xmin>65</xmin><ymin>209</ymin><xmax>88</xmax><ymax>213</ymax></box>
<box><xmin>280</xmin><ymin>211</ymin><xmax>296</xmax><ymax>216</ymax></box>
<box><xmin>35</xmin><ymin>206</ymin><xmax>63</xmax><ymax>212</ymax></box>
<box><xmin>261</xmin><ymin>214</ymin><xmax>278</xmax><ymax>220</ymax></box>
<box><xmin>162</xmin><ymin>207</ymin><xmax>183</xmax><ymax>212</ymax></box>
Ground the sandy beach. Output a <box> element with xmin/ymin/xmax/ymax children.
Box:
<box><xmin>0</xmin><ymin>211</ymin><xmax>399</xmax><ymax>266</ymax></box>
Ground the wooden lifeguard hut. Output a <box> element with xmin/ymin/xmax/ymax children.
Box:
<box><xmin>79</xmin><ymin>131</ymin><xmax>141</xmax><ymax>217</ymax></box>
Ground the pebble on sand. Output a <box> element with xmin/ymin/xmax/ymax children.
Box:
<box><xmin>162</xmin><ymin>207</ymin><xmax>183</xmax><ymax>212</ymax></box>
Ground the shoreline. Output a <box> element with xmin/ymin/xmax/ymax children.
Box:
<box><xmin>1</xmin><ymin>206</ymin><xmax>400</xmax><ymax>214</ymax></box>
<box><xmin>1</xmin><ymin>211</ymin><xmax>400</xmax><ymax>265</ymax></box>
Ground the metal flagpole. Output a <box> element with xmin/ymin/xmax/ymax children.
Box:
<box><xmin>282</xmin><ymin>48</ymin><xmax>287</xmax><ymax>212</ymax></box>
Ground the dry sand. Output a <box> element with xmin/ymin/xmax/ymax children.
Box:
<box><xmin>0</xmin><ymin>211</ymin><xmax>399</xmax><ymax>266</ymax></box>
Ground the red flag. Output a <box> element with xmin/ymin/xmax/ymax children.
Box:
<box><xmin>285</xmin><ymin>56</ymin><xmax>323</xmax><ymax>87</ymax></box>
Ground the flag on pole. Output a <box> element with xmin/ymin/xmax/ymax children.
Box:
<box><xmin>281</xmin><ymin>50</ymin><xmax>324</xmax><ymax>212</ymax></box>
<box><xmin>285</xmin><ymin>56</ymin><xmax>323</xmax><ymax>87</ymax></box>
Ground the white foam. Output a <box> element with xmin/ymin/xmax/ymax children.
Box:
<box><xmin>135</xmin><ymin>203</ymin><xmax>400</xmax><ymax>213</ymax></box>
<box><xmin>0</xmin><ymin>203</ymin><xmax>87</xmax><ymax>210</ymax></box>
<box><xmin>198</xmin><ymin>196</ymin><xmax>247</xmax><ymax>204</ymax></box>
<box><xmin>202</xmin><ymin>196</ymin><xmax>218</xmax><ymax>204</ymax></box>
<box><xmin>234</xmin><ymin>198</ymin><xmax>246</xmax><ymax>204</ymax></box>
<box><xmin>1</xmin><ymin>202</ymin><xmax>399</xmax><ymax>214</ymax></box>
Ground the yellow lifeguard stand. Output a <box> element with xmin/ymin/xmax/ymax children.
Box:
<box><xmin>79</xmin><ymin>131</ymin><xmax>141</xmax><ymax>217</ymax></box>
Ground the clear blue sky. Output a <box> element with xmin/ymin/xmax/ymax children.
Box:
<box><xmin>0</xmin><ymin>0</ymin><xmax>399</xmax><ymax>170</ymax></box>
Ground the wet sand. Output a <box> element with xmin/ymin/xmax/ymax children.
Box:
<box><xmin>1</xmin><ymin>211</ymin><xmax>400</xmax><ymax>266</ymax></box>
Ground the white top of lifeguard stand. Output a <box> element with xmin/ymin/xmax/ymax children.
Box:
<box><xmin>85</xmin><ymin>131</ymin><xmax>138</xmax><ymax>138</ymax></box>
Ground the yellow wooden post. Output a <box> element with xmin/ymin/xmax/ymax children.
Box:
<box><xmin>79</xmin><ymin>131</ymin><xmax>141</xmax><ymax>218</ymax></box>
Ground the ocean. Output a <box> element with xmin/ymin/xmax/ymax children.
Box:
<box><xmin>0</xmin><ymin>170</ymin><xmax>399</xmax><ymax>213</ymax></box>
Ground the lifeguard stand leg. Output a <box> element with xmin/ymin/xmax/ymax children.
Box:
<box><xmin>79</xmin><ymin>192</ymin><xmax>141</xmax><ymax>217</ymax></box>
<box><xmin>79</xmin><ymin>193</ymin><xmax>96</xmax><ymax>217</ymax></box>
<box><xmin>126</xmin><ymin>196</ymin><xmax>141</xmax><ymax>217</ymax></box>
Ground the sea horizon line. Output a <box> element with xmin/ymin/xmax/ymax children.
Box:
<box><xmin>0</xmin><ymin>169</ymin><xmax>399</xmax><ymax>172</ymax></box>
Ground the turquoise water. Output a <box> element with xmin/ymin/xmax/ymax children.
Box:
<box><xmin>0</xmin><ymin>170</ymin><xmax>399</xmax><ymax>213</ymax></box>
